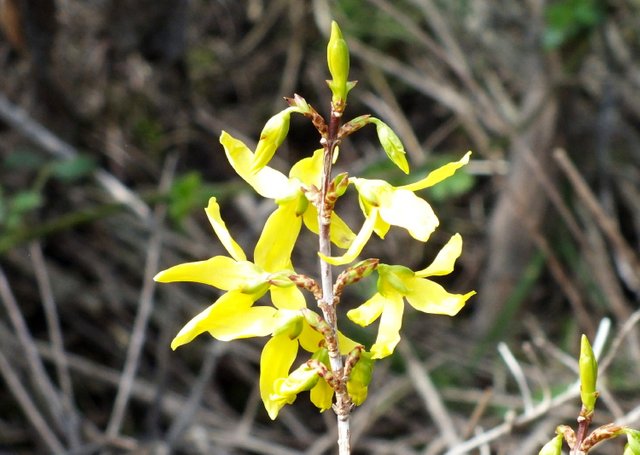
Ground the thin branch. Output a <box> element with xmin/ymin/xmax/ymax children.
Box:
<box><xmin>30</xmin><ymin>241</ymin><xmax>81</xmax><ymax>448</ymax></box>
<box><xmin>0</xmin><ymin>347</ymin><xmax>65</xmax><ymax>453</ymax></box>
<box><xmin>498</xmin><ymin>342</ymin><xmax>534</xmax><ymax>414</ymax></box>
<box><xmin>399</xmin><ymin>342</ymin><xmax>461</xmax><ymax>448</ymax></box>
<box><xmin>0</xmin><ymin>266</ymin><xmax>67</xmax><ymax>431</ymax></box>
<box><xmin>105</xmin><ymin>153</ymin><xmax>176</xmax><ymax>437</ymax></box>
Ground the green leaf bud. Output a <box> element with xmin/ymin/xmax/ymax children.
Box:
<box><xmin>538</xmin><ymin>433</ymin><xmax>563</xmax><ymax>455</ymax></box>
<box><xmin>327</xmin><ymin>21</ymin><xmax>351</xmax><ymax>105</ymax></box>
<box><xmin>370</xmin><ymin>118</ymin><xmax>409</xmax><ymax>174</ymax></box>
<box><xmin>331</xmin><ymin>172</ymin><xmax>350</xmax><ymax>198</ymax></box>
<box><xmin>347</xmin><ymin>350</ymin><xmax>374</xmax><ymax>406</ymax></box>
<box><xmin>579</xmin><ymin>334</ymin><xmax>598</xmax><ymax>414</ymax></box>
<box><xmin>252</xmin><ymin>108</ymin><xmax>294</xmax><ymax>173</ymax></box>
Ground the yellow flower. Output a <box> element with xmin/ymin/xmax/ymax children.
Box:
<box><xmin>261</xmin><ymin>312</ymin><xmax>359</xmax><ymax>419</ymax></box>
<box><xmin>347</xmin><ymin>234</ymin><xmax>475</xmax><ymax>358</ymax></box>
<box><xmin>321</xmin><ymin>152</ymin><xmax>471</xmax><ymax>266</ymax></box>
<box><xmin>220</xmin><ymin>131</ymin><xmax>355</xmax><ymax>249</ymax></box>
<box><xmin>154</xmin><ymin>197</ymin><xmax>306</xmax><ymax>350</ymax></box>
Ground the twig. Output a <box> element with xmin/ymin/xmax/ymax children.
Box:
<box><xmin>399</xmin><ymin>342</ymin><xmax>461</xmax><ymax>448</ymax></box>
<box><xmin>498</xmin><ymin>342</ymin><xmax>534</xmax><ymax>414</ymax></box>
<box><xmin>105</xmin><ymin>153</ymin><xmax>176</xmax><ymax>437</ymax></box>
<box><xmin>445</xmin><ymin>319</ymin><xmax>611</xmax><ymax>454</ymax></box>
<box><xmin>165</xmin><ymin>342</ymin><xmax>224</xmax><ymax>448</ymax></box>
<box><xmin>554</xmin><ymin>148</ymin><xmax>640</xmax><ymax>293</ymax></box>
<box><xmin>0</xmin><ymin>266</ymin><xmax>67</xmax><ymax>431</ymax></box>
<box><xmin>30</xmin><ymin>241</ymin><xmax>81</xmax><ymax>448</ymax></box>
<box><xmin>0</xmin><ymin>348</ymin><xmax>65</xmax><ymax>453</ymax></box>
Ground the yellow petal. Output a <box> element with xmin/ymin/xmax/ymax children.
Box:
<box><xmin>310</xmin><ymin>377</ymin><xmax>334</xmax><ymax>412</ymax></box>
<box><xmin>289</xmin><ymin>149</ymin><xmax>323</xmax><ymax>186</ymax></box>
<box><xmin>302</xmin><ymin>205</ymin><xmax>355</xmax><ymax>249</ymax></box>
<box><xmin>220</xmin><ymin>131</ymin><xmax>294</xmax><ymax>200</ymax></box>
<box><xmin>154</xmin><ymin>256</ymin><xmax>263</xmax><ymax>291</ymax></box>
<box><xmin>204</xmin><ymin>197</ymin><xmax>246</xmax><ymax>261</ymax></box>
<box><xmin>347</xmin><ymin>292</ymin><xmax>386</xmax><ymax>327</ymax></box>
<box><xmin>260</xmin><ymin>334</ymin><xmax>299</xmax><ymax>419</ymax></box>
<box><xmin>254</xmin><ymin>201</ymin><xmax>302</xmax><ymax>272</ymax></box>
<box><xmin>378</xmin><ymin>189</ymin><xmax>439</xmax><ymax>242</ymax></box>
<box><xmin>400</xmin><ymin>152</ymin><xmax>471</xmax><ymax>192</ymax></box>
<box><xmin>371</xmin><ymin>293</ymin><xmax>404</xmax><ymax>359</ymax></box>
<box><xmin>319</xmin><ymin>208</ymin><xmax>378</xmax><ymax>266</ymax></box>
<box><xmin>337</xmin><ymin>331</ymin><xmax>362</xmax><ymax>355</ymax></box>
<box><xmin>415</xmin><ymin>233</ymin><xmax>463</xmax><ymax>277</ymax></box>
<box><xmin>171</xmin><ymin>291</ymin><xmax>276</xmax><ymax>349</ymax></box>
<box><xmin>298</xmin><ymin>319</ymin><xmax>324</xmax><ymax>353</ymax></box>
<box><xmin>270</xmin><ymin>284</ymin><xmax>306</xmax><ymax>310</ymax></box>
<box><xmin>405</xmin><ymin>277</ymin><xmax>474</xmax><ymax>316</ymax></box>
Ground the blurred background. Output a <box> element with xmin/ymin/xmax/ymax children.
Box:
<box><xmin>1</xmin><ymin>0</ymin><xmax>639</xmax><ymax>453</ymax></box>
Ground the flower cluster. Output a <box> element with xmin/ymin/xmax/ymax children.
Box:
<box><xmin>155</xmin><ymin>21</ymin><xmax>474</xmax><ymax>421</ymax></box>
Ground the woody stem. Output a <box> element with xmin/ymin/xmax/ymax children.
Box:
<box><xmin>317</xmin><ymin>104</ymin><xmax>351</xmax><ymax>455</ymax></box>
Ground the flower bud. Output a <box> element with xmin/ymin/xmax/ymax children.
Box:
<box><xmin>331</xmin><ymin>172</ymin><xmax>350</xmax><ymax>198</ymax></box>
<box><xmin>251</xmin><ymin>108</ymin><xmax>294</xmax><ymax>173</ymax></box>
<box><xmin>347</xmin><ymin>350</ymin><xmax>374</xmax><ymax>406</ymax></box>
<box><xmin>370</xmin><ymin>118</ymin><xmax>409</xmax><ymax>174</ymax></box>
<box><xmin>538</xmin><ymin>433</ymin><xmax>562</xmax><ymax>455</ymax></box>
<box><xmin>579</xmin><ymin>334</ymin><xmax>598</xmax><ymax>415</ymax></box>
<box><xmin>327</xmin><ymin>21</ymin><xmax>351</xmax><ymax>105</ymax></box>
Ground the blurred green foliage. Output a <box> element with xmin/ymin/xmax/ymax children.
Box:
<box><xmin>0</xmin><ymin>151</ymin><xmax>96</xmax><ymax>234</ymax></box>
<box><xmin>543</xmin><ymin>0</ymin><xmax>604</xmax><ymax>49</ymax></box>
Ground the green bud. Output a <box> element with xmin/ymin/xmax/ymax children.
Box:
<box><xmin>538</xmin><ymin>433</ymin><xmax>563</xmax><ymax>455</ymax></box>
<box><xmin>327</xmin><ymin>21</ymin><xmax>351</xmax><ymax>105</ymax></box>
<box><xmin>370</xmin><ymin>118</ymin><xmax>409</xmax><ymax>174</ymax></box>
<box><xmin>624</xmin><ymin>429</ymin><xmax>640</xmax><ymax>455</ymax></box>
<box><xmin>579</xmin><ymin>334</ymin><xmax>598</xmax><ymax>414</ymax></box>
<box><xmin>331</xmin><ymin>172</ymin><xmax>350</xmax><ymax>198</ymax></box>
<box><xmin>347</xmin><ymin>350</ymin><xmax>374</xmax><ymax>406</ymax></box>
<box><xmin>252</xmin><ymin>108</ymin><xmax>294</xmax><ymax>173</ymax></box>
<box><xmin>272</xmin><ymin>310</ymin><xmax>304</xmax><ymax>339</ymax></box>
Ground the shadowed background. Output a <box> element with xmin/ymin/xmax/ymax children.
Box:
<box><xmin>1</xmin><ymin>0</ymin><xmax>639</xmax><ymax>453</ymax></box>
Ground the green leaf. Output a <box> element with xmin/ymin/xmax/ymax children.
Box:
<box><xmin>3</xmin><ymin>149</ymin><xmax>46</xmax><ymax>170</ymax></box>
<box><xmin>50</xmin><ymin>155</ymin><xmax>97</xmax><ymax>182</ymax></box>
<box><xmin>12</xmin><ymin>191</ymin><xmax>43</xmax><ymax>213</ymax></box>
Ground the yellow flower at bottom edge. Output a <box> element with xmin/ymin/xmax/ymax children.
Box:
<box><xmin>260</xmin><ymin>312</ymin><xmax>360</xmax><ymax>419</ymax></box>
<box><xmin>347</xmin><ymin>233</ymin><xmax>475</xmax><ymax>358</ymax></box>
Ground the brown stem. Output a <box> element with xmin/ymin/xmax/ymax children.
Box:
<box><xmin>317</xmin><ymin>103</ymin><xmax>351</xmax><ymax>455</ymax></box>
<box><xmin>571</xmin><ymin>407</ymin><xmax>592</xmax><ymax>455</ymax></box>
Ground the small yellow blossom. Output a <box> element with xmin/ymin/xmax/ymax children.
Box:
<box><xmin>221</xmin><ymin>131</ymin><xmax>355</xmax><ymax>249</ymax></box>
<box><xmin>347</xmin><ymin>234</ymin><xmax>475</xmax><ymax>358</ymax></box>
<box><xmin>321</xmin><ymin>152</ymin><xmax>471</xmax><ymax>265</ymax></box>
